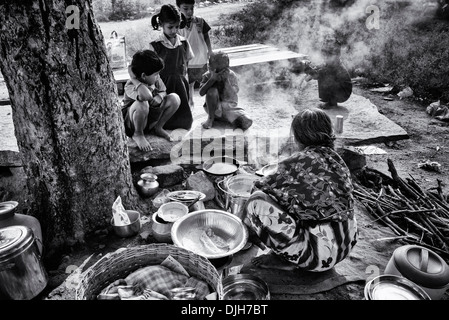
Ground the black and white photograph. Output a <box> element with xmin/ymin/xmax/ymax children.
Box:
<box><xmin>1</xmin><ymin>0</ymin><xmax>449</xmax><ymax>310</ymax></box>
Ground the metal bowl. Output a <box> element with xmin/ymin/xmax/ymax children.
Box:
<box><xmin>255</xmin><ymin>163</ymin><xmax>278</xmax><ymax>177</ymax></box>
<box><xmin>166</xmin><ymin>190</ymin><xmax>206</xmax><ymax>212</ymax></box>
<box><xmin>364</xmin><ymin>275</ymin><xmax>431</xmax><ymax>300</ymax></box>
<box><xmin>151</xmin><ymin>212</ymin><xmax>173</xmax><ymax>243</ymax></box>
<box><xmin>158</xmin><ymin>202</ymin><xmax>189</xmax><ymax>223</ymax></box>
<box><xmin>222</xmin><ymin>274</ymin><xmax>270</xmax><ymax>300</ymax></box>
<box><xmin>171</xmin><ymin>209</ymin><xmax>248</xmax><ymax>259</ymax></box>
<box><xmin>110</xmin><ymin>210</ymin><xmax>141</xmax><ymax>238</ymax></box>
<box><xmin>225</xmin><ymin>174</ymin><xmax>260</xmax><ymax>197</ymax></box>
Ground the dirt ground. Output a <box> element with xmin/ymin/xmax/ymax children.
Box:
<box><xmin>352</xmin><ymin>83</ymin><xmax>449</xmax><ymax>193</ymax></box>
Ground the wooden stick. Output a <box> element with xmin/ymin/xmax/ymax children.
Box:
<box><xmin>437</xmin><ymin>179</ymin><xmax>446</xmax><ymax>203</ymax></box>
<box><xmin>387</xmin><ymin>159</ymin><xmax>420</xmax><ymax>200</ymax></box>
<box><xmin>375</xmin><ymin>235</ymin><xmax>416</xmax><ymax>242</ymax></box>
<box><xmin>375</xmin><ymin>203</ymin><xmax>408</xmax><ymax>236</ymax></box>
<box><xmin>361</xmin><ymin>201</ymin><xmax>402</xmax><ymax>235</ymax></box>
<box><xmin>403</xmin><ymin>217</ymin><xmax>432</xmax><ymax>234</ymax></box>
<box><xmin>427</xmin><ymin>192</ymin><xmax>449</xmax><ymax>218</ymax></box>
<box><xmin>418</xmin><ymin>215</ymin><xmax>449</xmax><ymax>250</ymax></box>
<box><xmin>370</xmin><ymin>209</ymin><xmax>436</xmax><ymax>223</ymax></box>
<box><xmin>407</xmin><ymin>174</ymin><xmax>427</xmax><ymax>197</ymax></box>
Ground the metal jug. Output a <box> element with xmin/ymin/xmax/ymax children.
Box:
<box><xmin>137</xmin><ymin>173</ymin><xmax>159</xmax><ymax>198</ymax></box>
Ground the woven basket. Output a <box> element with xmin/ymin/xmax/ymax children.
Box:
<box><xmin>75</xmin><ymin>244</ymin><xmax>223</xmax><ymax>300</ymax></box>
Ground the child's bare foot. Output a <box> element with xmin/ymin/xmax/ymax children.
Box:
<box><xmin>202</xmin><ymin>119</ymin><xmax>214</xmax><ymax>129</ymax></box>
<box><xmin>132</xmin><ymin>134</ymin><xmax>153</xmax><ymax>151</ymax></box>
<box><xmin>251</xmin><ymin>252</ymin><xmax>296</xmax><ymax>271</ymax></box>
<box><xmin>154</xmin><ymin>127</ymin><xmax>173</xmax><ymax>142</ymax></box>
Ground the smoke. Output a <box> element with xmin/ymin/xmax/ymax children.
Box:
<box><xmin>225</xmin><ymin>0</ymin><xmax>438</xmax><ymax>126</ymax></box>
<box><xmin>263</xmin><ymin>0</ymin><xmax>429</xmax><ymax>73</ymax></box>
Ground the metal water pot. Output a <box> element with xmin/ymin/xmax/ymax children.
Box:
<box><xmin>0</xmin><ymin>225</ymin><xmax>48</xmax><ymax>300</ymax></box>
<box><xmin>137</xmin><ymin>173</ymin><xmax>159</xmax><ymax>197</ymax></box>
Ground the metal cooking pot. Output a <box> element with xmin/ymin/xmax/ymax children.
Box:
<box><xmin>222</xmin><ymin>273</ymin><xmax>270</xmax><ymax>300</ymax></box>
<box><xmin>0</xmin><ymin>225</ymin><xmax>48</xmax><ymax>300</ymax></box>
<box><xmin>216</xmin><ymin>174</ymin><xmax>260</xmax><ymax>220</ymax></box>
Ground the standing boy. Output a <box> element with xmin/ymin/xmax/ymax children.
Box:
<box><xmin>122</xmin><ymin>50</ymin><xmax>180</xmax><ymax>151</ymax></box>
<box><xmin>176</xmin><ymin>0</ymin><xmax>212</xmax><ymax>108</ymax></box>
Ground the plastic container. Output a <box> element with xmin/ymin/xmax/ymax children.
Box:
<box><xmin>0</xmin><ymin>225</ymin><xmax>48</xmax><ymax>300</ymax></box>
<box><xmin>0</xmin><ymin>201</ymin><xmax>43</xmax><ymax>255</ymax></box>
<box><xmin>384</xmin><ymin>245</ymin><xmax>449</xmax><ymax>300</ymax></box>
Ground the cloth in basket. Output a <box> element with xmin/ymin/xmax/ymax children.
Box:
<box><xmin>76</xmin><ymin>244</ymin><xmax>223</xmax><ymax>300</ymax></box>
<box><xmin>98</xmin><ymin>255</ymin><xmax>210</xmax><ymax>300</ymax></box>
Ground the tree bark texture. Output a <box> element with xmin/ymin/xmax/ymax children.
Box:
<box><xmin>0</xmin><ymin>0</ymin><xmax>138</xmax><ymax>256</ymax></box>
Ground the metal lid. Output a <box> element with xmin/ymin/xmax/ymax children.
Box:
<box><xmin>0</xmin><ymin>225</ymin><xmax>35</xmax><ymax>262</ymax></box>
<box><xmin>365</xmin><ymin>275</ymin><xmax>431</xmax><ymax>300</ymax></box>
<box><xmin>393</xmin><ymin>245</ymin><xmax>449</xmax><ymax>288</ymax></box>
<box><xmin>0</xmin><ymin>201</ymin><xmax>18</xmax><ymax>220</ymax></box>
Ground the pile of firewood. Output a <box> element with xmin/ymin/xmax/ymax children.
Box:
<box><xmin>353</xmin><ymin>159</ymin><xmax>449</xmax><ymax>262</ymax></box>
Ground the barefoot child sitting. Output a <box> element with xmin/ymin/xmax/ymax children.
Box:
<box><xmin>121</xmin><ymin>50</ymin><xmax>180</xmax><ymax>151</ymax></box>
<box><xmin>198</xmin><ymin>51</ymin><xmax>253</xmax><ymax>130</ymax></box>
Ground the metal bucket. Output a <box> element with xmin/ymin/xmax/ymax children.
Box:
<box><xmin>216</xmin><ymin>174</ymin><xmax>259</xmax><ymax>220</ymax></box>
<box><xmin>0</xmin><ymin>225</ymin><xmax>48</xmax><ymax>300</ymax></box>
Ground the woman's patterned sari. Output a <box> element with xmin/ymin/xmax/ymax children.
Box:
<box><xmin>243</xmin><ymin>146</ymin><xmax>358</xmax><ymax>271</ymax></box>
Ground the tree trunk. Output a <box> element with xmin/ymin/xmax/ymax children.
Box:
<box><xmin>0</xmin><ymin>0</ymin><xmax>138</xmax><ymax>259</ymax></box>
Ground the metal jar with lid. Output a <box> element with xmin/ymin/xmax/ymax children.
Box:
<box><xmin>0</xmin><ymin>225</ymin><xmax>48</xmax><ymax>300</ymax></box>
<box><xmin>384</xmin><ymin>245</ymin><xmax>449</xmax><ymax>300</ymax></box>
<box><xmin>0</xmin><ymin>201</ymin><xmax>43</xmax><ymax>255</ymax></box>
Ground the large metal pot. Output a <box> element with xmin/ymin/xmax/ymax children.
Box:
<box><xmin>0</xmin><ymin>225</ymin><xmax>48</xmax><ymax>300</ymax></box>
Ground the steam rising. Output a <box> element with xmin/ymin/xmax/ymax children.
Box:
<box><xmin>233</xmin><ymin>0</ymin><xmax>431</xmax><ymax>101</ymax></box>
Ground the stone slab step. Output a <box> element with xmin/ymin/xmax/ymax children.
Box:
<box><xmin>0</xmin><ymin>81</ymin><xmax>408</xmax><ymax>168</ymax></box>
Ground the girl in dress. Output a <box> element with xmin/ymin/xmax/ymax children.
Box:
<box><xmin>150</xmin><ymin>4</ymin><xmax>194</xmax><ymax>130</ymax></box>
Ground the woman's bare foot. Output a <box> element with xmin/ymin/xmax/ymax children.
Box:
<box><xmin>251</xmin><ymin>252</ymin><xmax>296</xmax><ymax>271</ymax></box>
<box><xmin>154</xmin><ymin>127</ymin><xmax>173</xmax><ymax>142</ymax></box>
<box><xmin>202</xmin><ymin>119</ymin><xmax>214</xmax><ymax>129</ymax></box>
<box><xmin>132</xmin><ymin>134</ymin><xmax>153</xmax><ymax>151</ymax></box>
